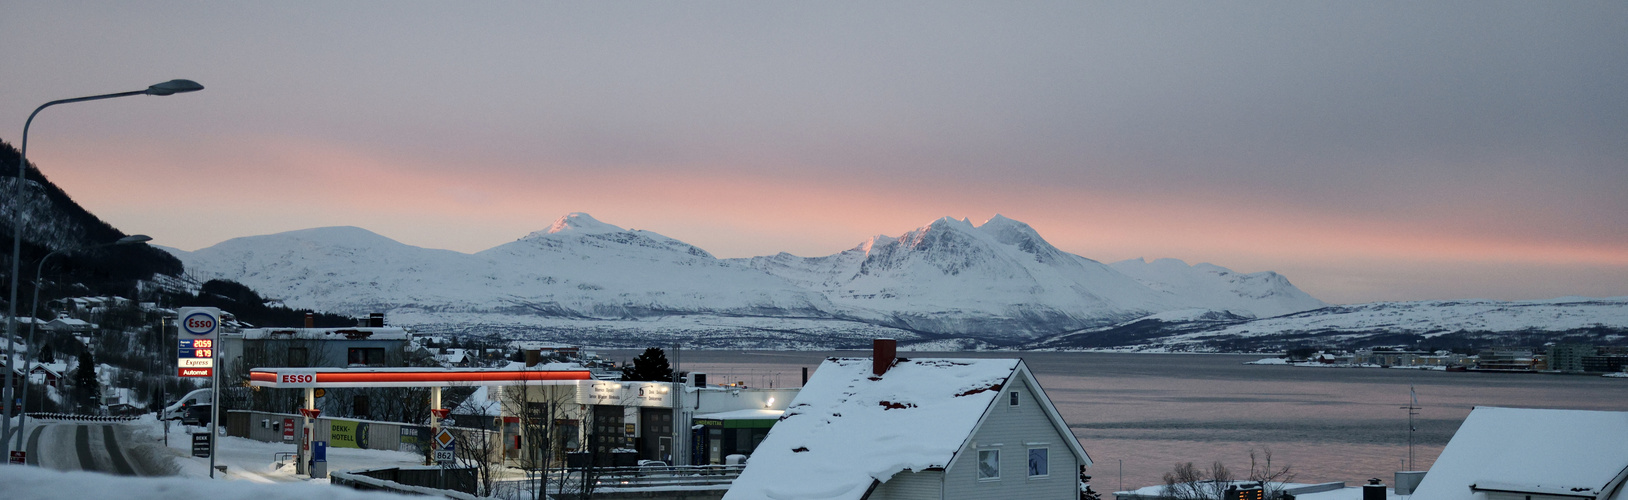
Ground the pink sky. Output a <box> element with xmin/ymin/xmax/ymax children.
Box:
<box><xmin>3</xmin><ymin>2</ymin><xmax>1624</xmax><ymax>304</ymax></box>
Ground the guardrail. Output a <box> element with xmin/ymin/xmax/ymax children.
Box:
<box><xmin>24</xmin><ymin>412</ymin><xmax>141</xmax><ymax>422</ymax></box>
<box><xmin>331</xmin><ymin>470</ymin><xmax>483</xmax><ymax>500</ymax></box>
<box><xmin>502</xmin><ymin>464</ymin><xmax>745</xmax><ymax>493</ymax></box>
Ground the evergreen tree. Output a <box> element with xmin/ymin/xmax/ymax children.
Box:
<box><xmin>38</xmin><ymin>343</ymin><xmax>54</xmax><ymax>363</ymax></box>
<box><xmin>620</xmin><ymin>347</ymin><xmax>674</xmax><ymax>382</ymax></box>
<box><xmin>72</xmin><ymin>348</ymin><xmax>101</xmax><ymax>414</ymax></box>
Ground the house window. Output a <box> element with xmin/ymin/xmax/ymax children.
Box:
<box><xmin>347</xmin><ymin>347</ymin><xmax>386</xmax><ymax>366</ymax></box>
<box><xmin>978</xmin><ymin>449</ymin><xmax>1000</xmax><ymax>480</ymax></box>
<box><xmin>1028</xmin><ymin>448</ymin><xmax>1049</xmax><ymax>477</ymax></box>
<box><xmin>1010</xmin><ymin>391</ymin><xmax>1019</xmax><ymax>406</ymax></box>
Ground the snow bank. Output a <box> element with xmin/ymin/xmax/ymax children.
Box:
<box><xmin>0</xmin><ymin>466</ymin><xmax>420</xmax><ymax>500</ymax></box>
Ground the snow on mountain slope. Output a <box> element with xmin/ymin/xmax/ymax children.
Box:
<box><xmin>735</xmin><ymin>215</ymin><xmax>1312</xmax><ymax>338</ymax></box>
<box><xmin>1039</xmin><ymin>296</ymin><xmax>1628</xmax><ymax>351</ymax></box>
<box><xmin>174</xmin><ymin>212</ymin><xmax>1332</xmax><ymax>342</ymax></box>
<box><xmin>1187</xmin><ymin>296</ymin><xmax>1628</xmax><ymax>340</ymax></box>
<box><xmin>172</xmin><ymin>214</ymin><xmax>833</xmax><ymax>319</ymax></box>
<box><xmin>1110</xmin><ymin>257</ymin><xmax>1327</xmax><ymax>318</ymax></box>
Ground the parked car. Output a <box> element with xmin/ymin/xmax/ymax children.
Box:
<box><xmin>162</xmin><ymin>388</ymin><xmax>211</xmax><ymax>421</ymax></box>
<box><xmin>183</xmin><ymin>404</ymin><xmax>212</xmax><ymax>426</ymax></box>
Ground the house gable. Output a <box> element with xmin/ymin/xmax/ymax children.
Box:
<box><xmin>938</xmin><ymin>363</ymin><xmax>1085</xmax><ymax>500</ymax></box>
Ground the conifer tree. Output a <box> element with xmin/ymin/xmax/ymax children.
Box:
<box><xmin>620</xmin><ymin>347</ymin><xmax>673</xmax><ymax>382</ymax></box>
<box><xmin>72</xmin><ymin>348</ymin><xmax>101</xmax><ymax>414</ymax></box>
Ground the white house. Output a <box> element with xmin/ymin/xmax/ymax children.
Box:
<box><xmin>724</xmin><ymin>340</ymin><xmax>1091</xmax><ymax>500</ymax></box>
<box><xmin>1409</xmin><ymin>406</ymin><xmax>1628</xmax><ymax>500</ymax></box>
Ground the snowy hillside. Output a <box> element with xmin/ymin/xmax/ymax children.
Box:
<box><xmin>1110</xmin><ymin>257</ymin><xmax>1327</xmax><ymax>317</ymax></box>
<box><xmin>174</xmin><ymin>213</ymin><xmax>1331</xmax><ymax>343</ymax></box>
<box><xmin>173</xmin><ymin>213</ymin><xmax>835</xmax><ymax>322</ymax></box>
<box><xmin>1036</xmin><ymin>296</ymin><xmax>1628</xmax><ymax>351</ymax></box>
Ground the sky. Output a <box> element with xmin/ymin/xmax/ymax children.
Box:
<box><xmin>1</xmin><ymin>1</ymin><xmax>1623</xmax><ymax>305</ymax></box>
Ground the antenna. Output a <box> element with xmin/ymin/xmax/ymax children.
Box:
<box><xmin>1400</xmin><ymin>385</ymin><xmax>1420</xmax><ymax>470</ymax></box>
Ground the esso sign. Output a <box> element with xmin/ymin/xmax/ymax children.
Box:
<box><xmin>278</xmin><ymin>370</ymin><xmax>318</xmax><ymax>387</ymax></box>
<box><xmin>176</xmin><ymin>307</ymin><xmax>221</xmax><ymax>342</ymax></box>
<box><xmin>183</xmin><ymin>314</ymin><xmax>216</xmax><ymax>335</ymax></box>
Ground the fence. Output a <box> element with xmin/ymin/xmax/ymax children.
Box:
<box><xmin>25</xmin><ymin>412</ymin><xmax>140</xmax><ymax>422</ymax></box>
<box><xmin>495</xmin><ymin>464</ymin><xmax>743</xmax><ymax>497</ymax></box>
<box><xmin>331</xmin><ymin>467</ymin><xmax>482</xmax><ymax>499</ymax></box>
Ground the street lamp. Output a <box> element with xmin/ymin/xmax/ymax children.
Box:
<box><xmin>12</xmin><ymin>235</ymin><xmax>151</xmax><ymax>451</ymax></box>
<box><xmin>4</xmin><ymin>79</ymin><xmax>202</xmax><ymax>459</ymax></box>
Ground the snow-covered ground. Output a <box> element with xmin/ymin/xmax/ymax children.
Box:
<box><xmin>0</xmin><ymin>466</ymin><xmax>422</xmax><ymax>500</ymax></box>
<box><xmin>3</xmin><ymin>414</ymin><xmax>438</xmax><ymax>500</ymax></box>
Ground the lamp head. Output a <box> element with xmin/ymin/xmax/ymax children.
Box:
<box><xmin>115</xmin><ymin>235</ymin><xmax>153</xmax><ymax>245</ymax></box>
<box><xmin>146</xmin><ymin>79</ymin><xmax>204</xmax><ymax>96</ymax></box>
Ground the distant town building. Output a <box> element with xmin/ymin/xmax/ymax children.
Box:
<box><xmin>1549</xmin><ymin>344</ymin><xmax>1598</xmax><ymax>372</ymax></box>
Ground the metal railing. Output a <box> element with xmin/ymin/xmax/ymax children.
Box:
<box><xmin>497</xmin><ymin>464</ymin><xmax>745</xmax><ymax>494</ymax></box>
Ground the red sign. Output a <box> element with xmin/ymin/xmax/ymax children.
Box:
<box><xmin>283</xmin><ymin>418</ymin><xmax>295</xmax><ymax>441</ymax></box>
<box><xmin>8</xmin><ymin>451</ymin><xmax>23</xmax><ymax>464</ymax></box>
<box><xmin>179</xmin><ymin>367</ymin><xmax>212</xmax><ymax>377</ymax></box>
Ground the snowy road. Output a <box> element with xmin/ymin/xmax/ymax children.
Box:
<box><xmin>26</xmin><ymin>422</ymin><xmax>175</xmax><ymax>476</ymax></box>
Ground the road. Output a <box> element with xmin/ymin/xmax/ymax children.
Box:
<box><xmin>25</xmin><ymin>422</ymin><xmax>175</xmax><ymax>476</ymax></box>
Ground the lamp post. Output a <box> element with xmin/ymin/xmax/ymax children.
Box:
<box><xmin>12</xmin><ymin>235</ymin><xmax>151</xmax><ymax>451</ymax></box>
<box><xmin>4</xmin><ymin>79</ymin><xmax>201</xmax><ymax>459</ymax></box>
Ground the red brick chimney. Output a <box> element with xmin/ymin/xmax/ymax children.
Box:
<box><xmin>304</xmin><ymin>312</ymin><xmax>314</xmax><ymax>328</ymax></box>
<box><xmin>873</xmin><ymin>338</ymin><xmax>897</xmax><ymax>376</ymax></box>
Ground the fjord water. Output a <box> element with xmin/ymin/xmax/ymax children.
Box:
<box><xmin>664</xmin><ymin>350</ymin><xmax>1628</xmax><ymax>492</ymax></box>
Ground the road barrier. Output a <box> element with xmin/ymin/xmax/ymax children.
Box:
<box><xmin>25</xmin><ymin>412</ymin><xmax>141</xmax><ymax>422</ymax></box>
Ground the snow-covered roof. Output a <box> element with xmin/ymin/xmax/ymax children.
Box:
<box><xmin>1411</xmin><ymin>406</ymin><xmax>1628</xmax><ymax>500</ymax></box>
<box><xmin>725</xmin><ymin>357</ymin><xmax>1073</xmax><ymax>500</ymax></box>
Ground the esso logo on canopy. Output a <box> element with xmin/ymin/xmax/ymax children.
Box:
<box><xmin>280</xmin><ymin>374</ymin><xmax>315</xmax><ymax>384</ymax></box>
<box><xmin>182</xmin><ymin>312</ymin><xmax>217</xmax><ymax>336</ymax></box>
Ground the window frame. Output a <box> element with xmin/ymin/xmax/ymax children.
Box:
<box><xmin>1027</xmin><ymin>447</ymin><xmax>1050</xmax><ymax>478</ymax></box>
<box><xmin>977</xmin><ymin>449</ymin><xmax>1001</xmax><ymax>481</ymax></box>
<box><xmin>1010</xmin><ymin>391</ymin><xmax>1020</xmax><ymax>406</ymax></box>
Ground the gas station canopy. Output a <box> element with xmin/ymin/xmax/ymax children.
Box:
<box><xmin>248</xmin><ymin>367</ymin><xmax>594</xmax><ymax>388</ymax></box>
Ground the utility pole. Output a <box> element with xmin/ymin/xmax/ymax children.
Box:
<box><xmin>1400</xmin><ymin>385</ymin><xmax>1420</xmax><ymax>471</ymax></box>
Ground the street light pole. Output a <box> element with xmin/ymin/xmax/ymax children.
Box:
<box><xmin>12</xmin><ymin>235</ymin><xmax>151</xmax><ymax>451</ymax></box>
<box><xmin>4</xmin><ymin>79</ymin><xmax>201</xmax><ymax>460</ymax></box>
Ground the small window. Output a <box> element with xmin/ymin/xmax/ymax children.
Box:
<box><xmin>1028</xmin><ymin>448</ymin><xmax>1049</xmax><ymax>477</ymax></box>
<box><xmin>978</xmin><ymin>449</ymin><xmax>1000</xmax><ymax>480</ymax></box>
<box><xmin>1010</xmin><ymin>391</ymin><xmax>1019</xmax><ymax>406</ymax></box>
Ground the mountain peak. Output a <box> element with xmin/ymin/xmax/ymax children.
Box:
<box><xmin>527</xmin><ymin>212</ymin><xmax>625</xmax><ymax>239</ymax></box>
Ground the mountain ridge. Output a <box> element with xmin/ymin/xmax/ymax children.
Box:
<box><xmin>171</xmin><ymin>212</ymin><xmax>1328</xmax><ymax>341</ymax></box>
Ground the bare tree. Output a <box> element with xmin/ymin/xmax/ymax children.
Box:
<box><xmin>1159</xmin><ymin>461</ymin><xmax>1231</xmax><ymax>500</ymax></box>
<box><xmin>450</xmin><ymin>391</ymin><xmax>502</xmax><ymax>496</ymax></box>
<box><xmin>1160</xmin><ymin>448</ymin><xmax>1292</xmax><ymax>500</ymax></box>
<box><xmin>1248</xmin><ymin>448</ymin><xmax>1295</xmax><ymax>499</ymax></box>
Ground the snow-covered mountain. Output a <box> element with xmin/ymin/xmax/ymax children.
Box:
<box><xmin>738</xmin><ymin>216</ymin><xmax>1197</xmax><ymax>336</ymax></box>
<box><xmin>1110</xmin><ymin>257</ymin><xmax>1326</xmax><ymax>318</ymax></box>
<box><xmin>174</xmin><ymin>213</ymin><xmax>834</xmax><ymax>321</ymax></box>
<box><xmin>172</xmin><ymin>212</ymin><xmax>1330</xmax><ymax>343</ymax></box>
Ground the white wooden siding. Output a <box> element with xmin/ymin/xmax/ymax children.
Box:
<box><xmin>871</xmin><ymin>469</ymin><xmax>943</xmax><ymax>500</ymax></box>
<box><xmin>940</xmin><ymin>377</ymin><xmax>1079</xmax><ymax>500</ymax></box>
